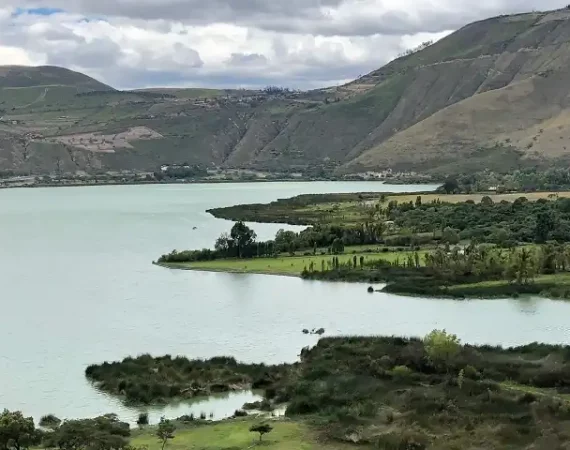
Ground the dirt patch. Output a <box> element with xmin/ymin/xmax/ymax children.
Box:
<box><xmin>47</xmin><ymin>126</ymin><xmax>163</xmax><ymax>152</ymax></box>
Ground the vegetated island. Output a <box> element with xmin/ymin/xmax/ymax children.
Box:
<box><xmin>85</xmin><ymin>355</ymin><xmax>290</xmax><ymax>405</ymax></box>
<box><xmin>157</xmin><ymin>189</ymin><xmax>570</xmax><ymax>299</ymax></box>
<box><xmin>8</xmin><ymin>331</ymin><xmax>570</xmax><ymax>449</ymax></box>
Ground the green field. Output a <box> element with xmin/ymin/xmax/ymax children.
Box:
<box><xmin>131</xmin><ymin>419</ymin><xmax>352</xmax><ymax>450</ymax></box>
<box><xmin>160</xmin><ymin>248</ymin><xmax>427</xmax><ymax>276</ymax></box>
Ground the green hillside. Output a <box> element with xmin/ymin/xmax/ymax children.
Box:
<box><xmin>5</xmin><ymin>8</ymin><xmax>570</xmax><ymax>176</ymax></box>
<box><xmin>0</xmin><ymin>65</ymin><xmax>113</xmax><ymax>91</ymax></box>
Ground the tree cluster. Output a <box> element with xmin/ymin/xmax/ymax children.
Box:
<box><xmin>158</xmin><ymin>220</ymin><xmax>385</xmax><ymax>263</ymax></box>
<box><xmin>0</xmin><ymin>411</ymin><xmax>131</xmax><ymax>450</ymax></box>
<box><xmin>388</xmin><ymin>196</ymin><xmax>570</xmax><ymax>245</ymax></box>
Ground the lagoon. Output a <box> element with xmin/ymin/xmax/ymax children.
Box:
<box><xmin>2</xmin><ymin>181</ymin><xmax>570</xmax><ymax>424</ymax></box>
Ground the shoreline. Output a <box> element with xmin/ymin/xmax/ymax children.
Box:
<box><xmin>0</xmin><ymin>177</ymin><xmax>431</xmax><ymax>191</ymax></box>
<box><xmin>156</xmin><ymin>262</ymin><xmax>570</xmax><ymax>301</ymax></box>
<box><xmin>154</xmin><ymin>262</ymin><xmax>299</xmax><ymax>278</ymax></box>
<box><xmin>153</xmin><ymin>262</ymin><xmax>511</xmax><ymax>300</ymax></box>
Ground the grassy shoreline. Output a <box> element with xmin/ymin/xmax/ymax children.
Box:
<box><xmin>157</xmin><ymin>255</ymin><xmax>570</xmax><ymax>300</ymax></box>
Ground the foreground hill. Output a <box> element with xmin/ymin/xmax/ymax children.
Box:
<box><xmin>4</xmin><ymin>9</ymin><xmax>570</xmax><ymax>175</ymax></box>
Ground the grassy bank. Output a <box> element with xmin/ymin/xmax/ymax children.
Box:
<box><xmin>158</xmin><ymin>247</ymin><xmax>570</xmax><ymax>300</ymax></box>
<box><xmin>131</xmin><ymin>418</ymin><xmax>352</xmax><ymax>450</ymax></box>
<box><xmin>158</xmin><ymin>248</ymin><xmax>425</xmax><ymax>276</ymax></box>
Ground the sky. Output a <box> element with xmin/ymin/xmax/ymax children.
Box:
<box><xmin>0</xmin><ymin>0</ymin><xmax>567</xmax><ymax>90</ymax></box>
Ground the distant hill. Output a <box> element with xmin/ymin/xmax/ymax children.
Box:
<box><xmin>0</xmin><ymin>65</ymin><xmax>113</xmax><ymax>91</ymax></box>
<box><xmin>4</xmin><ymin>9</ymin><xmax>570</xmax><ymax>176</ymax></box>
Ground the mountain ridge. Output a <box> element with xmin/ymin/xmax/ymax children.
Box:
<box><xmin>3</xmin><ymin>8</ymin><xmax>570</xmax><ymax>176</ymax></box>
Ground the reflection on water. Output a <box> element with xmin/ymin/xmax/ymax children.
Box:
<box><xmin>132</xmin><ymin>391</ymin><xmax>263</xmax><ymax>425</ymax></box>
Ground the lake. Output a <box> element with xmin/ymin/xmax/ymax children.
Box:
<box><xmin>2</xmin><ymin>181</ymin><xmax>570</xmax><ymax>424</ymax></box>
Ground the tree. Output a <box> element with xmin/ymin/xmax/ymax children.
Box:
<box><xmin>0</xmin><ymin>410</ymin><xmax>38</xmax><ymax>450</ymax></box>
<box><xmin>136</xmin><ymin>413</ymin><xmax>149</xmax><ymax>427</ymax></box>
<box><xmin>534</xmin><ymin>212</ymin><xmax>555</xmax><ymax>243</ymax></box>
<box><xmin>274</xmin><ymin>229</ymin><xmax>297</xmax><ymax>253</ymax></box>
<box><xmin>441</xmin><ymin>227</ymin><xmax>459</xmax><ymax>245</ymax></box>
<box><xmin>331</xmin><ymin>238</ymin><xmax>344</xmax><ymax>254</ymax></box>
<box><xmin>230</xmin><ymin>221</ymin><xmax>257</xmax><ymax>258</ymax></box>
<box><xmin>249</xmin><ymin>423</ymin><xmax>273</xmax><ymax>442</ymax></box>
<box><xmin>46</xmin><ymin>415</ymin><xmax>130</xmax><ymax>450</ymax></box>
<box><xmin>492</xmin><ymin>228</ymin><xmax>510</xmax><ymax>248</ymax></box>
<box><xmin>214</xmin><ymin>232</ymin><xmax>233</xmax><ymax>254</ymax></box>
<box><xmin>423</xmin><ymin>329</ymin><xmax>461</xmax><ymax>372</ymax></box>
<box><xmin>39</xmin><ymin>414</ymin><xmax>61</xmax><ymax>430</ymax></box>
<box><xmin>441</xmin><ymin>178</ymin><xmax>459</xmax><ymax>194</ymax></box>
<box><xmin>480</xmin><ymin>196</ymin><xmax>494</xmax><ymax>207</ymax></box>
<box><xmin>156</xmin><ymin>417</ymin><xmax>176</xmax><ymax>450</ymax></box>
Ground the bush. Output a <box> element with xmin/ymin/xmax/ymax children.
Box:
<box><xmin>374</xmin><ymin>430</ymin><xmax>429</xmax><ymax>450</ymax></box>
<box><xmin>392</xmin><ymin>365</ymin><xmax>413</xmax><ymax>379</ymax></box>
<box><xmin>136</xmin><ymin>413</ymin><xmax>149</xmax><ymax>426</ymax></box>
<box><xmin>177</xmin><ymin>414</ymin><xmax>195</xmax><ymax>422</ymax></box>
<box><xmin>39</xmin><ymin>414</ymin><xmax>61</xmax><ymax>429</ymax></box>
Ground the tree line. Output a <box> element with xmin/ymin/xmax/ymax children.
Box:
<box><xmin>157</xmin><ymin>220</ymin><xmax>384</xmax><ymax>263</ymax></box>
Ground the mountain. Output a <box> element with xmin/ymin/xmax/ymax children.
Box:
<box><xmin>4</xmin><ymin>8</ymin><xmax>570</xmax><ymax>176</ymax></box>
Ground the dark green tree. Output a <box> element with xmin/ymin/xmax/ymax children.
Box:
<box><xmin>480</xmin><ymin>196</ymin><xmax>494</xmax><ymax>207</ymax></box>
<box><xmin>331</xmin><ymin>238</ymin><xmax>344</xmax><ymax>254</ymax></box>
<box><xmin>0</xmin><ymin>410</ymin><xmax>38</xmax><ymax>450</ymax></box>
<box><xmin>534</xmin><ymin>212</ymin><xmax>555</xmax><ymax>243</ymax></box>
<box><xmin>249</xmin><ymin>423</ymin><xmax>273</xmax><ymax>442</ymax></box>
<box><xmin>39</xmin><ymin>414</ymin><xmax>61</xmax><ymax>430</ymax></box>
<box><xmin>43</xmin><ymin>415</ymin><xmax>129</xmax><ymax>450</ymax></box>
<box><xmin>441</xmin><ymin>227</ymin><xmax>459</xmax><ymax>245</ymax></box>
<box><xmin>441</xmin><ymin>178</ymin><xmax>459</xmax><ymax>194</ymax></box>
<box><xmin>230</xmin><ymin>221</ymin><xmax>257</xmax><ymax>258</ymax></box>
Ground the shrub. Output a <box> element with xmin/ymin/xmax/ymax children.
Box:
<box><xmin>136</xmin><ymin>413</ymin><xmax>149</xmax><ymax>426</ymax></box>
<box><xmin>463</xmin><ymin>365</ymin><xmax>480</xmax><ymax>380</ymax></box>
<box><xmin>423</xmin><ymin>329</ymin><xmax>461</xmax><ymax>372</ymax></box>
<box><xmin>392</xmin><ymin>365</ymin><xmax>413</xmax><ymax>379</ymax></box>
<box><xmin>374</xmin><ymin>430</ymin><xmax>429</xmax><ymax>450</ymax></box>
<box><xmin>39</xmin><ymin>414</ymin><xmax>61</xmax><ymax>429</ymax></box>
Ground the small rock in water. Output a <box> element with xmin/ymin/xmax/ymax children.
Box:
<box><xmin>302</xmin><ymin>329</ymin><xmax>309</xmax><ymax>334</ymax></box>
<box><xmin>315</xmin><ymin>328</ymin><xmax>325</xmax><ymax>335</ymax></box>
<box><xmin>367</xmin><ymin>286</ymin><xmax>374</xmax><ymax>293</ymax></box>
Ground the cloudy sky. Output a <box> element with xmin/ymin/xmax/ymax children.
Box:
<box><xmin>0</xmin><ymin>0</ymin><xmax>566</xmax><ymax>89</ymax></box>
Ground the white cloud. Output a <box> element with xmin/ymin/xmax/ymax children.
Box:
<box><xmin>0</xmin><ymin>45</ymin><xmax>37</xmax><ymax>65</ymax></box>
<box><xmin>0</xmin><ymin>0</ymin><xmax>565</xmax><ymax>89</ymax></box>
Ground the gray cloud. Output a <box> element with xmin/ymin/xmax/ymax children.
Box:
<box><xmin>2</xmin><ymin>0</ymin><xmax>567</xmax><ymax>36</ymax></box>
<box><xmin>0</xmin><ymin>0</ymin><xmax>567</xmax><ymax>91</ymax></box>
<box><xmin>46</xmin><ymin>38</ymin><xmax>123</xmax><ymax>69</ymax></box>
<box><xmin>227</xmin><ymin>53</ymin><xmax>268</xmax><ymax>66</ymax></box>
